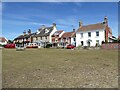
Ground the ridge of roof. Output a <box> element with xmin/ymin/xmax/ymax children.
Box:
<box><xmin>77</xmin><ymin>23</ymin><xmax>105</xmax><ymax>32</ymax></box>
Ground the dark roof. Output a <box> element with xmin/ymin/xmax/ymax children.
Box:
<box><xmin>14</xmin><ymin>33</ymin><xmax>36</xmax><ymax>40</ymax></box>
<box><xmin>61</xmin><ymin>32</ymin><xmax>75</xmax><ymax>38</ymax></box>
<box><xmin>33</xmin><ymin>27</ymin><xmax>53</xmax><ymax>37</ymax></box>
<box><xmin>77</xmin><ymin>23</ymin><xmax>105</xmax><ymax>32</ymax></box>
<box><xmin>52</xmin><ymin>30</ymin><xmax>64</xmax><ymax>36</ymax></box>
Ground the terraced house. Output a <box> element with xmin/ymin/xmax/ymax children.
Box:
<box><xmin>14</xmin><ymin>29</ymin><xmax>35</xmax><ymax>46</ymax></box>
<box><xmin>76</xmin><ymin>16</ymin><xmax>113</xmax><ymax>47</ymax></box>
<box><xmin>32</xmin><ymin>23</ymin><xmax>57</xmax><ymax>47</ymax></box>
<box><xmin>60</xmin><ymin>30</ymin><xmax>76</xmax><ymax>47</ymax></box>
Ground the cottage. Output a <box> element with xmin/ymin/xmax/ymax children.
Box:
<box><xmin>60</xmin><ymin>30</ymin><xmax>76</xmax><ymax>47</ymax></box>
<box><xmin>52</xmin><ymin>30</ymin><xmax>65</xmax><ymax>47</ymax></box>
<box><xmin>76</xmin><ymin>16</ymin><xmax>112</xmax><ymax>47</ymax></box>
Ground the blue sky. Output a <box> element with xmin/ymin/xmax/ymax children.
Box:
<box><xmin>2</xmin><ymin>2</ymin><xmax>118</xmax><ymax>40</ymax></box>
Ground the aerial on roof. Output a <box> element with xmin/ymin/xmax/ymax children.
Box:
<box><xmin>61</xmin><ymin>31</ymin><xmax>75</xmax><ymax>38</ymax></box>
<box><xmin>77</xmin><ymin>23</ymin><xmax>106</xmax><ymax>32</ymax></box>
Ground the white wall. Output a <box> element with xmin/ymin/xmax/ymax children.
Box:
<box><xmin>59</xmin><ymin>31</ymin><xmax>65</xmax><ymax>38</ymax></box>
<box><xmin>76</xmin><ymin>29</ymin><xmax>105</xmax><ymax>47</ymax></box>
<box><xmin>0</xmin><ymin>41</ymin><xmax>7</xmax><ymax>45</ymax></box>
<box><xmin>50</xmin><ymin>26</ymin><xmax>57</xmax><ymax>43</ymax></box>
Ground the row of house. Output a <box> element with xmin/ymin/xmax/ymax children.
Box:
<box><xmin>14</xmin><ymin>16</ymin><xmax>114</xmax><ymax>47</ymax></box>
<box><xmin>14</xmin><ymin>23</ymin><xmax>76</xmax><ymax>47</ymax></box>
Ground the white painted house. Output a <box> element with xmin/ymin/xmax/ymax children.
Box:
<box><xmin>0</xmin><ymin>37</ymin><xmax>8</xmax><ymax>45</ymax></box>
<box><xmin>76</xmin><ymin>16</ymin><xmax>112</xmax><ymax>47</ymax></box>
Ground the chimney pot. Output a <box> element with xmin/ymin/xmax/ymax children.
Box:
<box><xmin>79</xmin><ymin>21</ymin><xmax>83</xmax><ymax>28</ymax></box>
<box><xmin>53</xmin><ymin>23</ymin><xmax>56</xmax><ymax>27</ymax></box>
<box><xmin>23</xmin><ymin>30</ymin><xmax>26</xmax><ymax>35</ymax></box>
<box><xmin>73</xmin><ymin>29</ymin><xmax>75</xmax><ymax>32</ymax></box>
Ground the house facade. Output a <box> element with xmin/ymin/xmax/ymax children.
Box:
<box><xmin>14</xmin><ymin>29</ymin><xmax>34</xmax><ymax>46</ymax></box>
<box><xmin>32</xmin><ymin>23</ymin><xmax>57</xmax><ymax>47</ymax></box>
<box><xmin>60</xmin><ymin>30</ymin><xmax>76</xmax><ymax>47</ymax></box>
<box><xmin>52</xmin><ymin>30</ymin><xmax>65</xmax><ymax>47</ymax></box>
<box><xmin>76</xmin><ymin>16</ymin><xmax>112</xmax><ymax>47</ymax></box>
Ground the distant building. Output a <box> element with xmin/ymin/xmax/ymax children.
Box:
<box><xmin>0</xmin><ymin>37</ymin><xmax>8</xmax><ymax>45</ymax></box>
<box><xmin>76</xmin><ymin>16</ymin><xmax>113</xmax><ymax>47</ymax></box>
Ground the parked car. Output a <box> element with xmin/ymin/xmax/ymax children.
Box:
<box><xmin>66</xmin><ymin>44</ymin><xmax>75</xmax><ymax>49</ymax></box>
<box><xmin>4</xmin><ymin>44</ymin><xmax>15</xmax><ymax>48</ymax></box>
<box><xmin>26</xmin><ymin>43</ymin><xmax>38</xmax><ymax>48</ymax></box>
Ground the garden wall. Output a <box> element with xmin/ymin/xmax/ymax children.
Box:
<box><xmin>101</xmin><ymin>43</ymin><xmax>120</xmax><ymax>49</ymax></box>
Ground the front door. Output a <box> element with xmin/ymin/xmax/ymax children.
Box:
<box><xmin>88</xmin><ymin>41</ymin><xmax>90</xmax><ymax>47</ymax></box>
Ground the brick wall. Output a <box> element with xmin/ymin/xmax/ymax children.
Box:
<box><xmin>102</xmin><ymin>43</ymin><xmax>120</xmax><ymax>49</ymax></box>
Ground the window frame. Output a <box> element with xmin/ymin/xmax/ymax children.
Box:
<box><xmin>88</xmin><ymin>32</ymin><xmax>91</xmax><ymax>37</ymax></box>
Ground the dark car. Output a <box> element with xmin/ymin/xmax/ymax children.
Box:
<box><xmin>66</xmin><ymin>44</ymin><xmax>75</xmax><ymax>49</ymax></box>
<box><xmin>4</xmin><ymin>44</ymin><xmax>15</xmax><ymax>48</ymax></box>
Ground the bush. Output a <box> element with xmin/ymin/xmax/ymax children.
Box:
<box><xmin>45</xmin><ymin>43</ymin><xmax>52</xmax><ymax>48</ymax></box>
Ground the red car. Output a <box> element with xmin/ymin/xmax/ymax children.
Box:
<box><xmin>4</xmin><ymin>44</ymin><xmax>15</xmax><ymax>48</ymax></box>
<box><xmin>66</xmin><ymin>44</ymin><xmax>75</xmax><ymax>49</ymax></box>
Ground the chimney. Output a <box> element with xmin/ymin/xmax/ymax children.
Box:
<box><xmin>79</xmin><ymin>21</ymin><xmax>83</xmax><ymax>28</ymax></box>
<box><xmin>23</xmin><ymin>30</ymin><xmax>26</xmax><ymax>35</ymax></box>
<box><xmin>73</xmin><ymin>28</ymin><xmax>75</xmax><ymax>32</ymax></box>
<box><xmin>41</xmin><ymin>25</ymin><xmax>46</xmax><ymax>29</ymax></box>
<box><xmin>28</xmin><ymin>29</ymin><xmax>31</xmax><ymax>35</ymax></box>
<box><xmin>53</xmin><ymin>23</ymin><xmax>56</xmax><ymax>27</ymax></box>
<box><xmin>103</xmin><ymin>16</ymin><xmax>108</xmax><ymax>26</ymax></box>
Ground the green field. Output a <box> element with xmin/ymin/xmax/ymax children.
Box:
<box><xmin>2</xmin><ymin>48</ymin><xmax>118</xmax><ymax>88</ymax></box>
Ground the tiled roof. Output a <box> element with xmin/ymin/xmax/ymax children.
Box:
<box><xmin>0</xmin><ymin>37</ymin><xmax>8</xmax><ymax>42</ymax></box>
<box><xmin>33</xmin><ymin>27</ymin><xmax>53</xmax><ymax>37</ymax></box>
<box><xmin>77</xmin><ymin>23</ymin><xmax>105</xmax><ymax>32</ymax></box>
<box><xmin>61</xmin><ymin>32</ymin><xmax>75</xmax><ymax>38</ymax></box>
<box><xmin>14</xmin><ymin>33</ymin><xmax>35</xmax><ymax>40</ymax></box>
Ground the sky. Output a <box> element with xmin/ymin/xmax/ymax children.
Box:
<box><xmin>1</xmin><ymin>2</ymin><xmax>118</xmax><ymax>40</ymax></box>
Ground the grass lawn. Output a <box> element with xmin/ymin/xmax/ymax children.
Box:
<box><xmin>2</xmin><ymin>48</ymin><xmax>118</xmax><ymax>88</ymax></box>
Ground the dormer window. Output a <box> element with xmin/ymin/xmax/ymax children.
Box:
<box><xmin>45</xmin><ymin>29</ymin><xmax>49</xmax><ymax>33</ymax></box>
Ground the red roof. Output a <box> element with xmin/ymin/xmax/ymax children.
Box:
<box><xmin>77</xmin><ymin>23</ymin><xmax>105</xmax><ymax>32</ymax></box>
<box><xmin>0</xmin><ymin>37</ymin><xmax>7</xmax><ymax>42</ymax></box>
<box><xmin>61</xmin><ymin>32</ymin><xmax>75</xmax><ymax>38</ymax></box>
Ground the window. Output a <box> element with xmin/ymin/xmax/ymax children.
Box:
<box><xmin>80</xmin><ymin>33</ymin><xmax>83</xmax><ymax>38</ymax></box>
<box><xmin>73</xmin><ymin>38</ymin><xmax>76</xmax><ymax>41</ymax></box>
<box><xmin>96</xmin><ymin>31</ymin><xmax>99</xmax><ymax>37</ymax></box>
<box><xmin>88</xmin><ymin>32</ymin><xmax>91</xmax><ymax>37</ymax></box>
<box><xmin>45</xmin><ymin>36</ymin><xmax>47</xmax><ymax>39</ymax></box>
